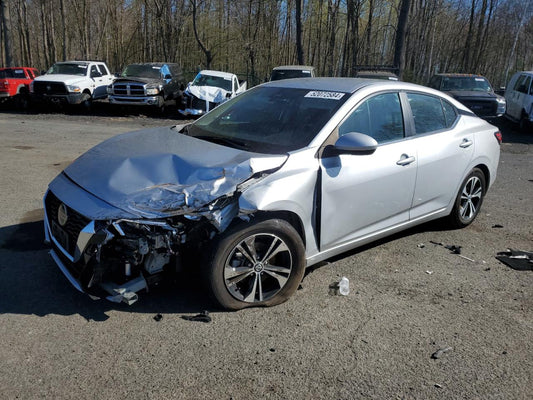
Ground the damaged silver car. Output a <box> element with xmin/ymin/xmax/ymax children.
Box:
<box><xmin>44</xmin><ymin>78</ymin><xmax>501</xmax><ymax>309</ymax></box>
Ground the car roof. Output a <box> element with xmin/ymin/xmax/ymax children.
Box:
<box><xmin>434</xmin><ymin>73</ymin><xmax>487</xmax><ymax>79</ymax></box>
<box><xmin>261</xmin><ymin>77</ymin><xmax>425</xmax><ymax>94</ymax></box>
<box><xmin>198</xmin><ymin>70</ymin><xmax>235</xmax><ymax>79</ymax></box>
<box><xmin>272</xmin><ymin>65</ymin><xmax>315</xmax><ymax>71</ymax></box>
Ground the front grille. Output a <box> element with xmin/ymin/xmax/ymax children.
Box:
<box><xmin>111</xmin><ymin>82</ymin><xmax>145</xmax><ymax>96</ymax></box>
<box><xmin>460</xmin><ymin>99</ymin><xmax>498</xmax><ymax>117</ymax></box>
<box><xmin>45</xmin><ymin>191</ymin><xmax>91</xmax><ymax>256</ymax></box>
<box><xmin>33</xmin><ymin>81</ymin><xmax>68</xmax><ymax>95</ymax></box>
<box><xmin>188</xmin><ymin>95</ymin><xmax>217</xmax><ymax>111</ymax></box>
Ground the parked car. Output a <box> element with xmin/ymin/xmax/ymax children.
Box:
<box><xmin>270</xmin><ymin>65</ymin><xmax>315</xmax><ymax>81</ymax></box>
<box><xmin>0</xmin><ymin>66</ymin><xmax>40</xmax><ymax>108</ymax></box>
<box><xmin>179</xmin><ymin>70</ymin><xmax>247</xmax><ymax>117</ymax></box>
<box><xmin>428</xmin><ymin>73</ymin><xmax>506</xmax><ymax>119</ymax></box>
<box><xmin>44</xmin><ymin>78</ymin><xmax>501</xmax><ymax>309</ymax></box>
<box><xmin>30</xmin><ymin>61</ymin><xmax>114</xmax><ymax>109</ymax></box>
<box><xmin>504</xmin><ymin>70</ymin><xmax>533</xmax><ymax>132</ymax></box>
<box><xmin>355</xmin><ymin>70</ymin><xmax>399</xmax><ymax>81</ymax></box>
<box><xmin>107</xmin><ymin>63</ymin><xmax>186</xmax><ymax>113</ymax></box>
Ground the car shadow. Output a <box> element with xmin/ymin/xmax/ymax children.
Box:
<box><xmin>492</xmin><ymin>117</ymin><xmax>533</xmax><ymax>145</ymax></box>
<box><xmin>0</xmin><ymin>220</ymin><xmax>217</xmax><ymax>321</ymax></box>
<box><xmin>304</xmin><ymin>218</ymin><xmax>454</xmax><ymax>277</ymax></box>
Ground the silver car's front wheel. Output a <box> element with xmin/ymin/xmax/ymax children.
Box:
<box><xmin>448</xmin><ymin>168</ymin><xmax>486</xmax><ymax>228</ymax></box>
<box><xmin>224</xmin><ymin>233</ymin><xmax>293</xmax><ymax>303</ymax></box>
<box><xmin>205</xmin><ymin>218</ymin><xmax>305</xmax><ymax>310</ymax></box>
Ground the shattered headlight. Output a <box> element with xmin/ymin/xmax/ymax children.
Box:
<box><xmin>146</xmin><ymin>87</ymin><xmax>160</xmax><ymax>95</ymax></box>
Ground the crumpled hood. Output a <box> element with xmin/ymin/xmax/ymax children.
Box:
<box><xmin>186</xmin><ymin>84</ymin><xmax>230</xmax><ymax>104</ymax></box>
<box><xmin>114</xmin><ymin>77</ymin><xmax>161</xmax><ymax>86</ymax></box>
<box><xmin>447</xmin><ymin>90</ymin><xmax>497</xmax><ymax>100</ymax></box>
<box><xmin>36</xmin><ymin>74</ymin><xmax>86</xmax><ymax>86</ymax></box>
<box><xmin>63</xmin><ymin>126</ymin><xmax>287</xmax><ymax>218</ymax></box>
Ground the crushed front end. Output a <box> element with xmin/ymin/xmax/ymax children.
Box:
<box><xmin>43</xmin><ymin>187</ymin><xmax>227</xmax><ymax>305</ymax></box>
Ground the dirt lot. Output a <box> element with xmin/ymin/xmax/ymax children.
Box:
<box><xmin>0</xmin><ymin>108</ymin><xmax>531</xmax><ymax>399</ymax></box>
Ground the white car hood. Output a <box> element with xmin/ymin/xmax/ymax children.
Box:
<box><xmin>186</xmin><ymin>84</ymin><xmax>230</xmax><ymax>104</ymax></box>
<box><xmin>35</xmin><ymin>74</ymin><xmax>87</xmax><ymax>85</ymax></box>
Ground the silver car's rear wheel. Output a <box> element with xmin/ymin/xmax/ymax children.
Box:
<box><xmin>205</xmin><ymin>218</ymin><xmax>305</xmax><ymax>310</ymax></box>
<box><xmin>447</xmin><ymin>168</ymin><xmax>486</xmax><ymax>228</ymax></box>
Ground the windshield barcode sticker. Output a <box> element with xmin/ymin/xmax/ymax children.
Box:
<box><xmin>305</xmin><ymin>91</ymin><xmax>345</xmax><ymax>100</ymax></box>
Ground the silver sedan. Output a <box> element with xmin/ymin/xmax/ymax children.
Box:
<box><xmin>43</xmin><ymin>78</ymin><xmax>501</xmax><ymax>309</ymax></box>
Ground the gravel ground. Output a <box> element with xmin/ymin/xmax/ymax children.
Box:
<box><xmin>0</xmin><ymin>108</ymin><xmax>531</xmax><ymax>400</ymax></box>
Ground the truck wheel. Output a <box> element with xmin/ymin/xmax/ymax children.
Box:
<box><xmin>15</xmin><ymin>91</ymin><xmax>30</xmax><ymax>110</ymax></box>
<box><xmin>519</xmin><ymin>113</ymin><xmax>530</xmax><ymax>133</ymax></box>
<box><xmin>79</xmin><ymin>93</ymin><xmax>92</xmax><ymax>112</ymax></box>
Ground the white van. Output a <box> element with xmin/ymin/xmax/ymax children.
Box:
<box><xmin>504</xmin><ymin>71</ymin><xmax>533</xmax><ymax>132</ymax></box>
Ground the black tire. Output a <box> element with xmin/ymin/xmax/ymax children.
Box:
<box><xmin>79</xmin><ymin>93</ymin><xmax>92</xmax><ymax>112</ymax></box>
<box><xmin>203</xmin><ymin>218</ymin><xmax>306</xmax><ymax>310</ymax></box>
<box><xmin>15</xmin><ymin>90</ymin><xmax>30</xmax><ymax>110</ymax></box>
<box><xmin>519</xmin><ymin>114</ymin><xmax>530</xmax><ymax>133</ymax></box>
<box><xmin>446</xmin><ymin>168</ymin><xmax>486</xmax><ymax>228</ymax></box>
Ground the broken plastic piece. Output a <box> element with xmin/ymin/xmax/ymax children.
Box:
<box><xmin>431</xmin><ymin>346</ymin><xmax>453</xmax><ymax>359</ymax></box>
<box><xmin>496</xmin><ymin>249</ymin><xmax>533</xmax><ymax>271</ymax></box>
<box><xmin>445</xmin><ymin>245</ymin><xmax>462</xmax><ymax>254</ymax></box>
<box><xmin>181</xmin><ymin>310</ymin><xmax>211</xmax><ymax>323</ymax></box>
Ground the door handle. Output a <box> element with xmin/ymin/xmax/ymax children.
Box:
<box><xmin>460</xmin><ymin>138</ymin><xmax>473</xmax><ymax>148</ymax></box>
<box><xmin>396</xmin><ymin>154</ymin><xmax>416</xmax><ymax>166</ymax></box>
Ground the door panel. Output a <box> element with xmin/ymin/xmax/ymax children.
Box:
<box><xmin>320</xmin><ymin>142</ymin><xmax>417</xmax><ymax>250</ymax></box>
<box><xmin>409</xmin><ymin>126</ymin><xmax>474</xmax><ymax>219</ymax></box>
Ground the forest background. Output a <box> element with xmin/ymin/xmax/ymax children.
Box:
<box><xmin>0</xmin><ymin>0</ymin><xmax>531</xmax><ymax>88</ymax></box>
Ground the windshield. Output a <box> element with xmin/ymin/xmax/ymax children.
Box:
<box><xmin>187</xmin><ymin>86</ymin><xmax>349</xmax><ymax>154</ymax></box>
<box><xmin>0</xmin><ymin>69</ymin><xmax>26</xmax><ymax>79</ymax></box>
<box><xmin>122</xmin><ymin>64</ymin><xmax>161</xmax><ymax>79</ymax></box>
<box><xmin>47</xmin><ymin>63</ymin><xmax>87</xmax><ymax>76</ymax></box>
<box><xmin>270</xmin><ymin>69</ymin><xmax>313</xmax><ymax>81</ymax></box>
<box><xmin>191</xmin><ymin>73</ymin><xmax>232</xmax><ymax>91</ymax></box>
<box><xmin>441</xmin><ymin>76</ymin><xmax>492</xmax><ymax>92</ymax></box>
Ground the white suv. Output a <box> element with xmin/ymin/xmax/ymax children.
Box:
<box><xmin>504</xmin><ymin>71</ymin><xmax>533</xmax><ymax>132</ymax></box>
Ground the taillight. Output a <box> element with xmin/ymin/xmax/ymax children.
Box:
<box><xmin>494</xmin><ymin>131</ymin><xmax>502</xmax><ymax>145</ymax></box>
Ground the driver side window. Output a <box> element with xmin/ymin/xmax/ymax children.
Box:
<box><xmin>339</xmin><ymin>92</ymin><xmax>404</xmax><ymax>144</ymax></box>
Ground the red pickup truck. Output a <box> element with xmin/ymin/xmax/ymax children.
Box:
<box><xmin>0</xmin><ymin>67</ymin><xmax>40</xmax><ymax>108</ymax></box>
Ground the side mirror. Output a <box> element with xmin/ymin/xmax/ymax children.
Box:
<box><xmin>91</xmin><ymin>71</ymin><xmax>102</xmax><ymax>78</ymax></box>
<box><xmin>225</xmin><ymin>92</ymin><xmax>232</xmax><ymax>98</ymax></box>
<box><xmin>164</xmin><ymin>74</ymin><xmax>172</xmax><ymax>80</ymax></box>
<box><xmin>334</xmin><ymin>132</ymin><xmax>378</xmax><ymax>154</ymax></box>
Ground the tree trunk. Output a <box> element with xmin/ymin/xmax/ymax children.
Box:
<box><xmin>393</xmin><ymin>0</ymin><xmax>411</xmax><ymax>79</ymax></box>
<box><xmin>295</xmin><ymin>0</ymin><xmax>304</xmax><ymax>64</ymax></box>
<box><xmin>1</xmin><ymin>0</ymin><xmax>13</xmax><ymax>66</ymax></box>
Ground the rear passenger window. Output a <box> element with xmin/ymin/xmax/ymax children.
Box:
<box><xmin>339</xmin><ymin>92</ymin><xmax>404</xmax><ymax>144</ymax></box>
<box><xmin>442</xmin><ymin>100</ymin><xmax>457</xmax><ymax>127</ymax></box>
<box><xmin>407</xmin><ymin>93</ymin><xmax>447</xmax><ymax>134</ymax></box>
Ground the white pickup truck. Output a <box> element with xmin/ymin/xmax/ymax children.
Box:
<box><xmin>179</xmin><ymin>70</ymin><xmax>247</xmax><ymax>117</ymax></box>
<box><xmin>30</xmin><ymin>61</ymin><xmax>114</xmax><ymax>109</ymax></box>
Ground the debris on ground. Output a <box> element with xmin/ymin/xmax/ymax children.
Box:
<box><xmin>431</xmin><ymin>346</ymin><xmax>453</xmax><ymax>359</ymax></box>
<box><xmin>426</xmin><ymin>270</ymin><xmax>433</xmax><ymax>275</ymax></box>
<box><xmin>181</xmin><ymin>311</ymin><xmax>212</xmax><ymax>323</ymax></box>
<box><xmin>329</xmin><ymin>277</ymin><xmax>350</xmax><ymax>296</ymax></box>
<box><xmin>457</xmin><ymin>254</ymin><xmax>475</xmax><ymax>262</ymax></box>
<box><xmin>492</xmin><ymin>224</ymin><xmax>504</xmax><ymax>228</ymax></box>
<box><xmin>153</xmin><ymin>313</ymin><xmax>163</xmax><ymax>322</ymax></box>
<box><xmin>417</xmin><ymin>243</ymin><xmax>426</xmax><ymax>248</ymax></box>
<box><xmin>496</xmin><ymin>249</ymin><xmax>533</xmax><ymax>271</ymax></box>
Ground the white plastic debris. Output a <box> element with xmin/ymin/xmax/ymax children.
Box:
<box><xmin>338</xmin><ymin>277</ymin><xmax>350</xmax><ymax>296</ymax></box>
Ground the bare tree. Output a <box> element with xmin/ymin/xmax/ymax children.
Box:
<box><xmin>1</xmin><ymin>0</ymin><xmax>13</xmax><ymax>66</ymax></box>
<box><xmin>394</xmin><ymin>0</ymin><xmax>411</xmax><ymax>79</ymax></box>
